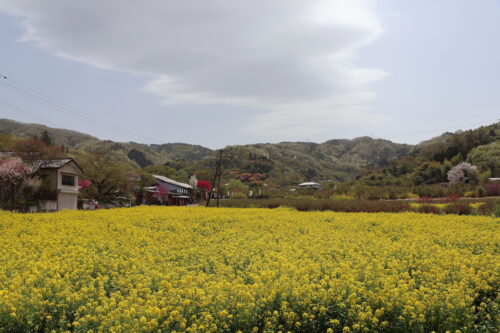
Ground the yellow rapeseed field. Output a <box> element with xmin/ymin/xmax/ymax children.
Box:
<box><xmin>0</xmin><ymin>207</ymin><xmax>498</xmax><ymax>332</ymax></box>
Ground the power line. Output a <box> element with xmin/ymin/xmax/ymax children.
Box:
<box><xmin>0</xmin><ymin>80</ymin><xmax>141</xmax><ymax>141</ymax></box>
<box><xmin>0</xmin><ymin>98</ymin><xmax>66</xmax><ymax>128</ymax></box>
<box><xmin>0</xmin><ymin>78</ymin><xmax>157</xmax><ymax>142</ymax></box>
<box><xmin>0</xmin><ymin>74</ymin><xmax>162</xmax><ymax>143</ymax></box>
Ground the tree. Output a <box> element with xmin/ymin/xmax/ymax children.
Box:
<box><xmin>131</xmin><ymin>171</ymin><xmax>155</xmax><ymax>205</ymax></box>
<box><xmin>40</xmin><ymin>130</ymin><xmax>53</xmax><ymax>145</ymax></box>
<box><xmin>467</xmin><ymin>141</ymin><xmax>500</xmax><ymax>177</ymax></box>
<box><xmin>226</xmin><ymin>179</ymin><xmax>247</xmax><ymax>197</ymax></box>
<box><xmin>197</xmin><ymin>180</ymin><xmax>211</xmax><ymax>191</ymax></box>
<box><xmin>12</xmin><ymin>137</ymin><xmax>66</xmax><ymax>161</ymax></box>
<box><xmin>0</xmin><ymin>157</ymin><xmax>40</xmax><ymax>208</ymax></box>
<box><xmin>153</xmin><ymin>184</ymin><xmax>170</xmax><ymax>204</ymax></box>
<box><xmin>0</xmin><ymin>133</ymin><xmax>16</xmax><ymax>151</ymax></box>
<box><xmin>195</xmin><ymin>179</ymin><xmax>211</xmax><ymax>200</ymax></box>
<box><xmin>79</xmin><ymin>150</ymin><xmax>129</xmax><ymax>202</ymax></box>
<box><xmin>447</xmin><ymin>162</ymin><xmax>478</xmax><ymax>185</ymax></box>
<box><xmin>143</xmin><ymin>165</ymin><xmax>177</xmax><ymax>178</ymax></box>
<box><xmin>128</xmin><ymin>149</ymin><xmax>152</xmax><ymax>168</ymax></box>
<box><xmin>194</xmin><ymin>168</ymin><xmax>212</xmax><ymax>180</ymax></box>
<box><xmin>411</xmin><ymin>162</ymin><xmax>446</xmax><ymax>185</ymax></box>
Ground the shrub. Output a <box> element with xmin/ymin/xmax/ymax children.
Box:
<box><xmin>295</xmin><ymin>195</ymin><xmax>316</xmax><ymax>200</ymax></box>
<box><xmin>493</xmin><ymin>203</ymin><xmax>500</xmax><ymax>217</ymax></box>
<box><xmin>208</xmin><ymin>197</ymin><xmax>497</xmax><ymax>216</ymax></box>
<box><xmin>444</xmin><ymin>202</ymin><xmax>472</xmax><ymax>215</ymax></box>
<box><xmin>417</xmin><ymin>204</ymin><xmax>441</xmax><ymax>214</ymax></box>
<box><xmin>476</xmin><ymin>186</ymin><xmax>486</xmax><ymax>197</ymax></box>
<box><xmin>485</xmin><ymin>183</ymin><xmax>500</xmax><ymax>196</ymax></box>
<box><xmin>417</xmin><ymin>197</ymin><xmax>433</xmax><ymax>203</ymax></box>
<box><xmin>330</xmin><ymin>194</ymin><xmax>354</xmax><ymax>200</ymax></box>
<box><xmin>414</xmin><ymin>185</ymin><xmax>448</xmax><ymax>198</ymax></box>
<box><xmin>231</xmin><ymin>192</ymin><xmax>247</xmax><ymax>199</ymax></box>
<box><xmin>440</xmin><ymin>194</ymin><xmax>460</xmax><ymax>203</ymax></box>
<box><xmin>463</xmin><ymin>191</ymin><xmax>476</xmax><ymax>198</ymax></box>
<box><xmin>265</xmin><ymin>199</ymin><xmax>282</xmax><ymax>209</ymax></box>
<box><xmin>399</xmin><ymin>192</ymin><xmax>419</xmax><ymax>199</ymax></box>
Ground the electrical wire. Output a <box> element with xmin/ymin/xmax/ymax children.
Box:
<box><xmin>0</xmin><ymin>98</ymin><xmax>66</xmax><ymax>128</ymax></box>
<box><xmin>0</xmin><ymin>74</ymin><xmax>162</xmax><ymax>143</ymax></box>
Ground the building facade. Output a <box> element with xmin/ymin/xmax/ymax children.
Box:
<box><xmin>144</xmin><ymin>175</ymin><xmax>193</xmax><ymax>206</ymax></box>
<box><xmin>36</xmin><ymin>159</ymin><xmax>83</xmax><ymax>211</ymax></box>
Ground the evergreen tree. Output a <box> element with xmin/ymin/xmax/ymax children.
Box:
<box><xmin>40</xmin><ymin>130</ymin><xmax>53</xmax><ymax>145</ymax></box>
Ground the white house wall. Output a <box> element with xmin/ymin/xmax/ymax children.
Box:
<box><xmin>57</xmin><ymin>163</ymin><xmax>80</xmax><ymax>192</ymax></box>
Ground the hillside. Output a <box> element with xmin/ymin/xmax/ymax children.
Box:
<box><xmin>2</xmin><ymin>118</ymin><xmax>497</xmax><ymax>185</ymax></box>
<box><xmin>0</xmin><ymin>119</ymin><xmax>213</xmax><ymax>167</ymax></box>
<box><xmin>0</xmin><ymin>118</ymin><xmax>412</xmax><ymax>183</ymax></box>
<box><xmin>196</xmin><ymin>138</ymin><xmax>411</xmax><ymax>184</ymax></box>
<box><xmin>356</xmin><ymin>122</ymin><xmax>500</xmax><ymax>186</ymax></box>
<box><xmin>0</xmin><ymin>118</ymin><xmax>101</xmax><ymax>148</ymax></box>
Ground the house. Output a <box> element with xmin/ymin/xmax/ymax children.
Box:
<box><xmin>144</xmin><ymin>175</ymin><xmax>193</xmax><ymax>206</ymax></box>
<box><xmin>35</xmin><ymin>158</ymin><xmax>83</xmax><ymax>211</ymax></box>
<box><xmin>298</xmin><ymin>181</ymin><xmax>321</xmax><ymax>189</ymax></box>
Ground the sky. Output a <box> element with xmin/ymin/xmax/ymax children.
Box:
<box><xmin>0</xmin><ymin>0</ymin><xmax>498</xmax><ymax>149</ymax></box>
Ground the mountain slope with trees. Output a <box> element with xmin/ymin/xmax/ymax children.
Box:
<box><xmin>0</xmin><ymin>119</ymin><xmax>213</xmax><ymax>167</ymax></box>
<box><xmin>356</xmin><ymin>122</ymin><xmax>500</xmax><ymax>187</ymax></box>
<box><xmin>1</xmin><ymin>118</ymin><xmax>498</xmax><ymax>188</ymax></box>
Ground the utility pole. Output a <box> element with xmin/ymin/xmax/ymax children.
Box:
<box><xmin>216</xmin><ymin>152</ymin><xmax>223</xmax><ymax>208</ymax></box>
<box><xmin>206</xmin><ymin>149</ymin><xmax>224</xmax><ymax>207</ymax></box>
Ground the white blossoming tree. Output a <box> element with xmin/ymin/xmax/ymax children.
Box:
<box><xmin>447</xmin><ymin>162</ymin><xmax>478</xmax><ymax>185</ymax></box>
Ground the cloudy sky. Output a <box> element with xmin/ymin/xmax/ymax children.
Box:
<box><xmin>0</xmin><ymin>0</ymin><xmax>498</xmax><ymax>148</ymax></box>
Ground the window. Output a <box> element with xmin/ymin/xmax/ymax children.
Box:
<box><xmin>62</xmin><ymin>174</ymin><xmax>75</xmax><ymax>186</ymax></box>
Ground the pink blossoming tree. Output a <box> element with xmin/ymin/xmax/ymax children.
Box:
<box><xmin>153</xmin><ymin>184</ymin><xmax>170</xmax><ymax>204</ymax></box>
<box><xmin>0</xmin><ymin>157</ymin><xmax>41</xmax><ymax>208</ymax></box>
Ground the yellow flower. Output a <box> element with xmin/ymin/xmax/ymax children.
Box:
<box><xmin>330</xmin><ymin>319</ymin><xmax>340</xmax><ymax>326</ymax></box>
<box><xmin>0</xmin><ymin>207</ymin><xmax>496</xmax><ymax>331</ymax></box>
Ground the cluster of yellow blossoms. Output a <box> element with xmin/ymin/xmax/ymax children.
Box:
<box><xmin>0</xmin><ymin>207</ymin><xmax>498</xmax><ymax>332</ymax></box>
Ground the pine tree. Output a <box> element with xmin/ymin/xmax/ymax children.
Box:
<box><xmin>40</xmin><ymin>130</ymin><xmax>53</xmax><ymax>145</ymax></box>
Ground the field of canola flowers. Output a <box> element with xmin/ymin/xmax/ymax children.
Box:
<box><xmin>0</xmin><ymin>207</ymin><xmax>498</xmax><ymax>333</ymax></box>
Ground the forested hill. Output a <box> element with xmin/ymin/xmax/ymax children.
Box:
<box><xmin>195</xmin><ymin>138</ymin><xmax>412</xmax><ymax>184</ymax></box>
<box><xmin>357</xmin><ymin>122</ymin><xmax>500</xmax><ymax>186</ymax></box>
<box><xmin>0</xmin><ymin>118</ymin><xmax>213</xmax><ymax>167</ymax></box>
<box><xmin>1</xmin><ymin>118</ymin><xmax>498</xmax><ymax>185</ymax></box>
<box><xmin>0</xmin><ymin>118</ymin><xmax>411</xmax><ymax>182</ymax></box>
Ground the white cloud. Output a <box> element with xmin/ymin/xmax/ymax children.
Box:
<box><xmin>1</xmin><ymin>0</ymin><xmax>389</xmax><ymax>139</ymax></box>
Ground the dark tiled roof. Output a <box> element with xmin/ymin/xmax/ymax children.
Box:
<box><xmin>34</xmin><ymin>158</ymin><xmax>73</xmax><ymax>169</ymax></box>
<box><xmin>0</xmin><ymin>152</ymin><xmax>83</xmax><ymax>172</ymax></box>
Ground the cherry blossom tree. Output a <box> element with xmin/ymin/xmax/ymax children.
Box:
<box><xmin>0</xmin><ymin>157</ymin><xmax>40</xmax><ymax>208</ymax></box>
<box><xmin>153</xmin><ymin>184</ymin><xmax>170</xmax><ymax>204</ymax></box>
<box><xmin>447</xmin><ymin>162</ymin><xmax>478</xmax><ymax>184</ymax></box>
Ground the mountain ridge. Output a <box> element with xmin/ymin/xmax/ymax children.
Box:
<box><xmin>1</xmin><ymin>118</ymin><xmax>497</xmax><ymax>184</ymax></box>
